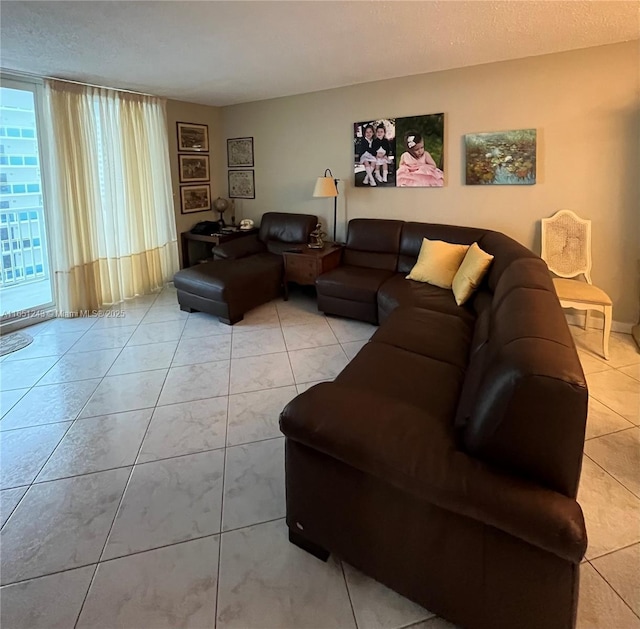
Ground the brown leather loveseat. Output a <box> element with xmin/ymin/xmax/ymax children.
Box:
<box><xmin>280</xmin><ymin>219</ymin><xmax>588</xmax><ymax>629</ymax></box>
<box><xmin>174</xmin><ymin>212</ymin><xmax>316</xmax><ymax>324</ymax></box>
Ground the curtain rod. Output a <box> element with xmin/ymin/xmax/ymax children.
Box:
<box><xmin>0</xmin><ymin>68</ymin><xmax>155</xmax><ymax>97</ymax></box>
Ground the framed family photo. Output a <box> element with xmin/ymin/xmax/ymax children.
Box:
<box><xmin>177</xmin><ymin>122</ymin><xmax>209</xmax><ymax>152</ymax></box>
<box><xmin>227</xmin><ymin>137</ymin><xmax>254</xmax><ymax>167</ymax></box>
<box><xmin>179</xmin><ymin>154</ymin><xmax>210</xmax><ymax>183</ymax></box>
<box><xmin>228</xmin><ymin>170</ymin><xmax>255</xmax><ymax>199</ymax></box>
<box><xmin>180</xmin><ymin>184</ymin><xmax>212</xmax><ymax>214</ymax></box>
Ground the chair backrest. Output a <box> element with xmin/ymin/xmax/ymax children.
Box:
<box><xmin>541</xmin><ymin>210</ymin><xmax>592</xmax><ymax>282</ymax></box>
<box><xmin>258</xmin><ymin>212</ymin><xmax>317</xmax><ymax>248</ymax></box>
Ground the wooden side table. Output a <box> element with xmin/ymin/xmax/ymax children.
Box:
<box><xmin>282</xmin><ymin>244</ymin><xmax>342</xmax><ymax>300</ymax></box>
<box><xmin>180</xmin><ymin>228</ymin><xmax>258</xmax><ymax>268</ymax></box>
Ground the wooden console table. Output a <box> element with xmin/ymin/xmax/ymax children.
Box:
<box><xmin>282</xmin><ymin>244</ymin><xmax>342</xmax><ymax>300</ymax></box>
<box><xmin>180</xmin><ymin>228</ymin><xmax>258</xmax><ymax>268</ymax></box>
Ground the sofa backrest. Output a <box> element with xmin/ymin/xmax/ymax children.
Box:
<box><xmin>259</xmin><ymin>212</ymin><xmax>317</xmax><ymax>252</ymax></box>
<box><xmin>477</xmin><ymin>230</ymin><xmax>539</xmax><ymax>292</ymax></box>
<box><xmin>456</xmin><ymin>257</ymin><xmax>588</xmax><ymax>498</ymax></box>
<box><xmin>398</xmin><ymin>222</ymin><xmax>487</xmax><ymax>274</ymax></box>
<box><xmin>344</xmin><ymin>219</ymin><xmax>403</xmax><ymax>270</ymax></box>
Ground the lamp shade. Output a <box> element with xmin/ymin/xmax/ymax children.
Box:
<box><xmin>313</xmin><ymin>177</ymin><xmax>338</xmax><ymax>198</ymax></box>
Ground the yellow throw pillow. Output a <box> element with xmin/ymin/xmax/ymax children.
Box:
<box><xmin>452</xmin><ymin>242</ymin><xmax>494</xmax><ymax>305</ymax></box>
<box><xmin>406</xmin><ymin>238</ymin><xmax>469</xmax><ymax>289</ymax></box>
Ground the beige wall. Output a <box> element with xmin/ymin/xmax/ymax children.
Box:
<box><xmin>165</xmin><ymin>99</ymin><xmax>224</xmax><ymax>262</ymax></box>
<box><xmin>219</xmin><ymin>42</ymin><xmax>640</xmax><ymax>325</ymax></box>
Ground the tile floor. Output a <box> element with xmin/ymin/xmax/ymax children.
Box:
<box><xmin>0</xmin><ymin>285</ymin><xmax>639</xmax><ymax>629</ymax></box>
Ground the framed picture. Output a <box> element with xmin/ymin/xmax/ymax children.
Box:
<box><xmin>177</xmin><ymin>122</ymin><xmax>209</xmax><ymax>152</ymax></box>
<box><xmin>180</xmin><ymin>184</ymin><xmax>211</xmax><ymax>214</ymax></box>
<box><xmin>394</xmin><ymin>113</ymin><xmax>444</xmax><ymax>187</ymax></box>
<box><xmin>352</xmin><ymin>113</ymin><xmax>445</xmax><ymax>188</ymax></box>
<box><xmin>228</xmin><ymin>169</ymin><xmax>255</xmax><ymax>199</ymax></box>
<box><xmin>465</xmin><ymin>129</ymin><xmax>536</xmax><ymax>185</ymax></box>
<box><xmin>353</xmin><ymin>119</ymin><xmax>396</xmax><ymax>187</ymax></box>
<box><xmin>227</xmin><ymin>137</ymin><xmax>254</xmax><ymax>167</ymax></box>
<box><xmin>179</xmin><ymin>154</ymin><xmax>210</xmax><ymax>183</ymax></box>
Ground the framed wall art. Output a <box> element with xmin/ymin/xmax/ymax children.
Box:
<box><xmin>228</xmin><ymin>169</ymin><xmax>255</xmax><ymax>199</ymax></box>
<box><xmin>465</xmin><ymin>129</ymin><xmax>536</xmax><ymax>185</ymax></box>
<box><xmin>180</xmin><ymin>184</ymin><xmax>212</xmax><ymax>214</ymax></box>
<box><xmin>179</xmin><ymin>154</ymin><xmax>210</xmax><ymax>183</ymax></box>
<box><xmin>394</xmin><ymin>114</ymin><xmax>444</xmax><ymax>187</ymax></box>
<box><xmin>227</xmin><ymin>137</ymin><xmax>254</xmax><ymax>167</ymax></box>
<box><xmin>177</xmin><ymin>122</ymin><xmax>209</xmax><ymax>152</ymax></box>
<box><xmin>353</xmin><ymin>119</ymin><xmax>396</xmax><ymax>187</ymax></box>
<box><xmin>353</xmin><ymin>113</ymin><xmax>444</xmax><ymax>188</ymax></box>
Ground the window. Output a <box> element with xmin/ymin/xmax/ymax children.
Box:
<box><xmin>0</xmin><ymin>78</ymin><xmax>53</xmax><ymax>314</ymax></box>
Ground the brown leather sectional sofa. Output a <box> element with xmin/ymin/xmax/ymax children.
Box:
<box><xmin>280</xmin><ymin>219</ymin><xmax>588</xmax><ymax>629</ymax></box>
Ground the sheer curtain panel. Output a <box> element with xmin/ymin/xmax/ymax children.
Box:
<box><xmin>44</xmin><ymin>80</ymin><xmax>178</xmax><ymax>313</ymax></box>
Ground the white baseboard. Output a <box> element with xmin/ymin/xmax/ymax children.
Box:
<box><xmin>565</xmin><ymin>312</ymin><xmax>633</xmax><ymax>335</ymax></box>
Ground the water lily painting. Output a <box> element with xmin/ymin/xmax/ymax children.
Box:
<box><xmin>465</xmin><ymin>129</ymin><xmax>536</xmax><ymax>185</ymax></box>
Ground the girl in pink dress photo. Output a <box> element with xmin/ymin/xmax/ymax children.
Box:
<box><xmin>396</xmin><ymin>131</ymin><xmax>444</xmax><ymax>187</ymax></box>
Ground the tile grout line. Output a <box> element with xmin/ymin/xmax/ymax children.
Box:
<box><xmin>2</xmin><ymin>512</ymin><xmax>287</xmax><ymax>591</ymax></box>
<box><xmin>15</xmin><ymin>434</ymin><xmax>286</xmax><ymax>489</ymax></box>
<box><xmin>586</xmin><ymin>540</ymin><xmax>640</xmax><ymax>563</ymax></box>
<box><xmin>339</xmin><ymin>561</ymin><xmax>360</xmax><ymax>629</ymax></box>
<box><xmin>584</xmin><ymin>425</ymin><xmax>638</xmax><ymax>442</ymax></box>
<box><xmin>588</xmin><ymin>558</ymin><xmax>640</xmax><ymax>621</ymax></box>
<box><xmin>583</xmin><ymin>452</ymin><xmax>640</xmax><ymax>503</ymax></box>
<box><xmin>213</xmin><ymin>344</ymin><xmax>234</xmax><ymax>629</ymax></box>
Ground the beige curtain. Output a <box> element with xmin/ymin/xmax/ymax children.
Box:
<box><xmin>44</xmin><ymin>80</ymin><xmax>178</xmax><ymax>314</ymax></box>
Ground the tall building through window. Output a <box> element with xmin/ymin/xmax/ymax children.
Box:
<box><xmin>0</xmin><ymin>81</ymin><xmax>53</xmax><ymax>317</ymax></box>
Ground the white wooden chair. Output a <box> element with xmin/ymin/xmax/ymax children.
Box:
<box><xmin>541</xmin><ymin>210</ymin><xmax>612</xmax><ymax>360</ymax></box>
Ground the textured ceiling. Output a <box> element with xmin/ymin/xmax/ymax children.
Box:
<box><xmin>1</xmin><ymin>1</ymin><xmax>639</xmax><ymax>106</ymax></box>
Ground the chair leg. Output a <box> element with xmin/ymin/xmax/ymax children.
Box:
<box><xmin>602</xmin><ymin>305</ymin><xmax>612</xmax><ymax>360</ymax></box>
<box><xmin>584</xmin><ymin>309</ymin><xmax>590</xmax><ymax>330</ymax></box>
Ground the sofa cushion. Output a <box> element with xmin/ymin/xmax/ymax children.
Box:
<box><xmin>371</xmin><ymin>307</ymin><xmax>471</xmax><ymax>371</ymax></box>
<box><xmin>174</xmin><ymin>252</ymin><xmax>282</xmax><ymax>302</ymax></box>
<box><xmin>343</xmin><ymin>219</ymin><xmax>403</xmax><ymax>271</ymax></box>
<box><xmin>316</xmin><ymin>265</ymin><xmax>394</xmax><ymax>304</ymax></box>
<box><xmin>336</xmin><ymin>342</ymin><xmax>465</xmax><ymax>423</ymax></box>
<box><xmin>452</xmin><ymin>243</ymin><xmax>494</xmax><ymax>305</ymax></box>
<box><xmin>377</xmin><ymin>273</ymin><xmax>476</xmax><ymax>324</ymax></box>
<box><xmin>406</xmin><ymin>238</ymin><xmax>470</xmax><ymax>289</ymax></box>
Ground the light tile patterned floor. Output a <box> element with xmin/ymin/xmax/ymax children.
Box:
<box><xmin>0</xmin><ymin>285</ymin><xmax>638</xmax><ymax>629</ymax></box>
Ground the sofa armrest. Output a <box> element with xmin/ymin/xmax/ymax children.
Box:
<box><xmin>280</xmin><ymin>383</ymin><xmax>587</xmax><ymax>563</ymax></box>
<box><xmin>214</xmin><ymin>234</ymin><xmax>265</xmax><ymax>260</ymax></box>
